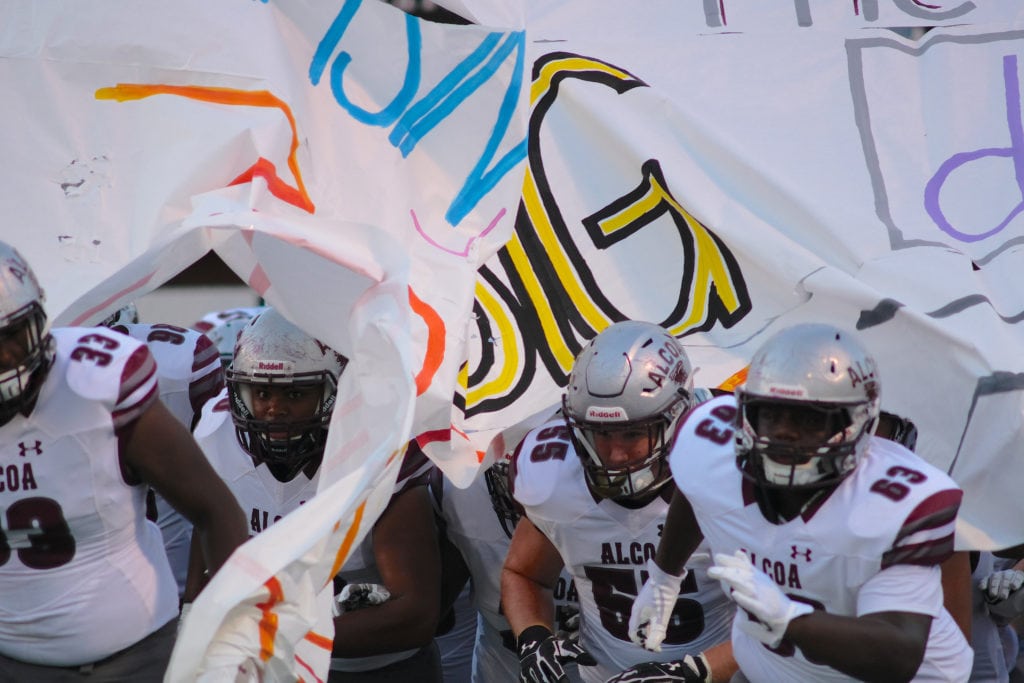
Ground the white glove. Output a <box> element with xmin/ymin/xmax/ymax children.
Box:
<box><xmin>333</xmin><ymin>583</ymin><xmax>391</xmax><ymax>616</ymax></box>
<box><xmin>628</xmin><ymin>558</ymin><xmax>687</xmax><ymax>652</ymax></box>
<box><xmin>979</xmin><ymin>568</ymin><xmax>1024</xmax><ymax>602</ymax></box>
<box><xmin>708</xmin><ymin>550</ymin><xmax>813</xmax><ymax>648</ymax></box>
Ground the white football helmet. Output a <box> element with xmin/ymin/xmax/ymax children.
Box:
<box><xmin>563</xmin><ymin>320</ymin><xmax>694</xmax><ymax>502</ymax></box>
<box><xmin>0</xmin><ymin>241</ymin><xmax>55</xmax><ymax>425</ymax></box>
<box><xmin>205</xmin><ymin>316</ymin><xmax>252</xmax><ymax>368</ymax></box>
<box><xmin>99</xmin><ymin>302</ymin><xmax>139</xmax><ymax>328</ymax></box>
<box><xmin>227</xmin><ymin>309</ymin><xmax>347</xmax><ymax>481</ymax></box>
<box><xmin>736</xmin><ymin>323</ymin><xmax>880</xmax><ymax>490</ymax></box>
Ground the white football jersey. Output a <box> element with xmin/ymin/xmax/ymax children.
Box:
<box><xmin>436</xmin><ymin>462</ymin><xmax>581</xmax><ymax>683</ymax></box>
<box><xmin>114</xmin><ymin>322</ymin><xmax>224</xmax><ymax>596</ymax></box>
<box><xmin>671</xmin><ymin>395</ymin><xmax>973</xmax><ymax>682</ymax></box>
<box><xmin>513</xmin><ymin>418</ymin><xmax>734</xmax><ymax>683</ymax></box>
<box><xmin>0</xmin><ymin>327</ymin><xmax>177</xmax><ymax>666</ymax></box>
<box><xmin>193</xmin><ymin>388</ymin><xmax>328</xmax><ymax>674</ymax></box>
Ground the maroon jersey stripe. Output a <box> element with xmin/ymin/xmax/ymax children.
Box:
<box><xmin>882</xmin><ymin>532</ymin><xmax>956</xmax><ymax>569</ymax></box>
<box><xmin>895</xmin><ymin>488</ymin><xmax>962</xmax><ymax>544</ymax></box>
<box><xmin>191</xmin><ymin>334</ymin><xmax>221</xmax><ymax>372</ymax></box>
<box><xmin>118</xmin><ymin>345</ymin><xmax>157</xmax><ymax>404</ymax></box>
<box><xmin>189</xmin><ymin>369</ymin><xmax>226</xmax><ymax>417</ymax></box>
<box><xmin>112</xmin><ymin>383</ymin><xmax>159</xmax><ymax>430</ymax></box>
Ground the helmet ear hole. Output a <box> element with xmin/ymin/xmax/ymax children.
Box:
<box><xmin>563</xmin><ymin>321</ymin><xmax>693</xmax><ymax>502</ymax></box>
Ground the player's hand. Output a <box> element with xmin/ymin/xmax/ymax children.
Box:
<box><xmin>628</xmin><ymin>558</ymin><xmax>687</xmax><ymax>652</ymax></box>
<box><xmin>605</xmin><ymin>653</ymin><xmax>711</xmax><ymax>683</ymax></box>
<box><xmin>333</xmin><ymin>583</ymin><xmax>391</xmax><ymax>616</ymax></box>
<box><xmin>517</xmin><ymin>625</ymin><xmax>597</xmax><ymax>682</ymax></box>
<box><xmin>708</xmin><ymin>550</ymin><xmax>813</xmax><ymax>648</ymax></box>
<box><xmin>979</xmin><ymin>568</ymin><xmax>1024</xmax><ymax>602</ymax></box>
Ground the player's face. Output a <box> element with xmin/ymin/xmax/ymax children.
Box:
<box><xmin>591</xmin><ymin>426</ymin><xmax>652</xmax><ymax>469</ymax></box>
<box><xmin>251</xmin><ymin>384</ymin><xmax>322</xmax><ymax>435</ymax></box>
<box><xmin>0</xmin><ymin>321</ymin><xmax>31</xmax><ymax>372</ymax></box>
<box><xmin>756</xmin><ymin>403</ymin><xmax>832</xmax><ymax>464</ymax></box>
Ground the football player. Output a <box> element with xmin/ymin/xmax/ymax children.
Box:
<box><xmin>433</xmin><ymin>427</ymin><xmax>583</xmax><ymax>682</ymax></box>
<box><xmin>0</xmin><ymin>240</ymin><xmax>247</xmax><ymax>680</ymax></box>
<box><xmin>629</xmin><ymin>322</ymin><xmax>974</xmax><ymax>681</ymax></box>
<box><xmin>186</xmin><ymin>308</ymin><xmax>443</xmax><ymax>681</ymax></box>
<box><xmin>501</xmin><ymin>321</ymin><xmax>736</xmax><ymax>683</ymax></box>
<box><xmin>103</xmin><ymin>316</ymin><xmax>225</xmax><ymax>599</ymax></box>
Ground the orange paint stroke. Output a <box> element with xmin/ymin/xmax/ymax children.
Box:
<box><xmin>95</xmin><ymin>83</ymin><xmax>314</xmax><ymax>212</ymax></box>
<box><xmin>70</xmin><ymin>272</ymin><xmax>155</xmax><ymax>326</ymax></box>
<box><xmin>410</xmin><ymin>208</ymin><xmax>505</xmax><ymax>257</ymax></box>
<box><xmin>304</xmin><ymin>631</ymin><xmax>334</xmax><ymax>651</ymax></box>
<box><xmin>718</xmin><ymin>365</ymin><xmax>748</xmax><ymax>393</ymax></box>
<box><xmin>408</xmin><ymin>286</ymin><xmax>444</xmax><ymax>396</ymax></box>
<box><xmin>256</xmin><ymin>577</ymin><xmax>285</xmax><ymax>662</ymax></box>
<box><xmin>296</xmin><ymin>648</ymin><xmax>327</xmax><ymax>683</ymax></box>
<box><xmin>328</xmin><ymin>501</ymin><xmax>366</xmax><ymax>580</ymax></box>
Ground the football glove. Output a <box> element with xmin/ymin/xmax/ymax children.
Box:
<box><xmin>708</xmin><ymin>550</ymin><xmax>813</xmax><ymax>648</ymax></box>
<box><xmin>333</xmin><ymin>582</ymin><xmax>391</xmax><ymax>616</ymax></box>
<box><xmin>517</xmin><ymin>624</ymin><xmax>596</xmax><ymax>682</ymax></box>
<box><xmin>628</xmin><ymin>558</ymin><xmax>687</xmax><ymax>652</ymax></box>
<box><xmin>605</xmin><ymin>653</ymin><xmax>711</xmax><ymax>683</ymax></box>
<box><xmin>979</xmin><ymin>568</ymin><xmax>1024</xmax><ymax>602</ymax></box>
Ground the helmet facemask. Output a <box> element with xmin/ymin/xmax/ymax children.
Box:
<box><xmin>483</xmin><ymin>461</ymin><xmax>520</xmax><ymax>539</ymax></box>
<box><xmin>228</xmin><ymin>369</ymin><xmax>337</xmax><ymax>482</ymax></box>
<box><xmin>0</xmin><ymin>301</ymin><xmax>55</xmax><ymax>426</ymax></box>
<box><xmin>564</xmin><ymin>393</ymin><xmax>685</xmax><ymax>503</ymax></box>
<box><xmin>734</xmin><ymin>323</ymin><xmax>881</xmax><ymax>493</ymax></box>
<box><xmin>736</xmin><ymin>396</ymin><xmax>876</xmax><ymax>490</ymax></box>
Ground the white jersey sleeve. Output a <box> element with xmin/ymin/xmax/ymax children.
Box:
<box><xmin>671</xmin><ymin>395</ymin><xmax>972</xmax><ymax>682</ymax></box>
<box><xmin>114</xmin><ymin>322</ymin><xmax>224</xmax><ymax>428</ymax></box>
<box><xmin>513</xmin><ymin>418</ymin><xmax>733</xmax><ymax>683</ymax></box>
<box><xmin>0</xmin><ymin>327</ymin><xmax>175</xmax><ymax>667</ymax></box>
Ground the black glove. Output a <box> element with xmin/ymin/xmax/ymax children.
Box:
<box><xmin>605</xmin><ymin>654</ymin><xmax>711</xmax><ymax>683</ymax></box>
<box><xmin>517</xmin><ymin>624</ymin><xmax>597</xmax><ymax>682</ymax></box>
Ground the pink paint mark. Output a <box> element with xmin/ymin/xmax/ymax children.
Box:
<box><xmin>70</xmin><ymin>273</ymin><xmax>155</xmax><ymax>326</ymax></box>
<box><xmin>720</xmin><ymin>0</ymin><xmax>727</xmax><ymax>25</ymax></box>
<box><xmin>411</xmin><ymin>208</ymin><xmax>506</xmax><ymax>257</ymax></box>
<box><xmin>912</xmin><ymin>0</ymin><xmax>942</xmax><ymax>8</ymax></box>
<box><xmin>248</xmin><ymin>264</ymin><xmax>271</xmax><ymax>296</ymax></box>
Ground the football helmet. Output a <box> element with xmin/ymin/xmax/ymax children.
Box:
<box><xmin>563</xmin><ymin>320</ymin><xmax>694</xmax><ymax>502</ymax></box>
<box><xmin>0</xmin><ymin>241</ymin><xmax>55</xmax><ymax>426</ymax></box>
<box><xmin>227</xmin><ymin>309</ymin><xmax>347</xmax><ymax>481</ymax></box>
<box><xmin>205</xmin><ymin>316</ymin><xmax>252</xmax><ymax>368</ymax></box>
<box><xmin>736</xmin><ymin>323</ymin><xmax>880</xmax><ymax>490</ymax></box>
<box><xmin>99</xmin><ymin>302</ymin><xmax>139</xmax><ymax>327</ymax></box>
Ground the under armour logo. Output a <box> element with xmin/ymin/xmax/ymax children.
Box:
<box><xmin>18</xmin><ymin>441</ymin><xmax>43</xmax><ymax>457</ymax></box>
<box><xmin>790</xmin><ymin>545</ymin><xmax>812</xmax><ymax>562</ymax></box>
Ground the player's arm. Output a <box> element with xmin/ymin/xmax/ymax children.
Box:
<box><xmin>940</xmin><ymin>551</ymin><xmax>972</xmax><ymax>640</ymax></box>
<box><xmin>784</xmin><ymin>609</ymin><xmax>931</xmax><ymax>682</ymax></box>
<box><xmin>182</xmin><ymin>531</ymin><xmax>209</xmax><ymax>603</ymax></box>
<box><xmin>654</xmin><ymin>487</ymin><xmax>705</xmax><ymax>574</ymax></box>
<box><xmin>121</xmin><ymin>399</ymin><xmax>248</xmax><ymax>574</ymax></box>
<box><xmin>331</xmin><ymin>484</ymin><xmax>441</xmax><ymax>657</ymax></box>
<box><xmin>500</xmin><ymin>515</ymin><xmax>565</xmax><ymax>634</ymax></box>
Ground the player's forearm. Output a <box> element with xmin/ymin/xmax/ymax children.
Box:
<box><xmin>654</xmin><ymin>489</ymin><xmax>704</xmax><ymax>575</ymax></box>
<box><xmin>703</xmin><ymin>640</ymin><xmax>739</xmax><ymax>683</ymax></box>
<box><xmin>331</xmin><ymin>595</ymin><xmax>439</xmax><ymax>656</ymax></box>
<box><xmin>194</xmin><ymin>505</ymin><xmax>249</xmax><ymax>574</ymax></box>
<box><xmin>500</xmin><ymin>567</ymin><xmax>556</xmax><ymax>635</ymax></box>
<box><xmin>784</xmin><ymin>612</ymin><xmax>925</xmax><ymax>682</ymax></box>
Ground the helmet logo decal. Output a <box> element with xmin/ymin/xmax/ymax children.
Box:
<box><xmin>766</xmin><ymin>385</ymin><xmax>806</xmax><ymax>398</ymax></box>
<box><xmin>257</xmin><ymin>361</ymin><xmax>286</xmax><ymax>371</ymax></box>
<box><xmin>585</xmin><ymin>406</ymin><xmax>627</xmax><ymax>421</ymax></box>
